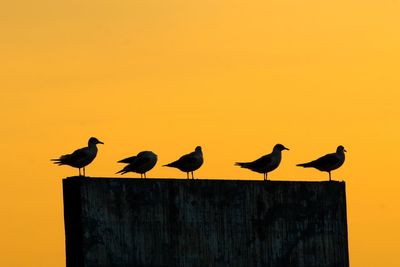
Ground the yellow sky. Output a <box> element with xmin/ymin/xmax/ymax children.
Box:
<box><xmin>1</xmin><ymin>0</ymin><xmax>400</xmax><ymax>266</ymax></box>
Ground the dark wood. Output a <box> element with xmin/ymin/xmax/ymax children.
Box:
<box><xmin>63</xmin><ymin>178</ymin><xmax>350</xmax><ymax>267</ymax></box>
<box><xmin>63</xmin><ymin>177</ymin><xmax>85</xmax><ymax>267</ymax></box>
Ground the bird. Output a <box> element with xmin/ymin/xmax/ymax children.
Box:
<box><xmin>116</xmin><ymin>151</ymin><xmax>158</xmax><ymax>178</ymax></box>
<box><xmin>296</xmin><ymin>145</ymin><xmax>346</xmax><ymax>181</ymax></box>
<box><xmin>235</xmin><ymin>144</ymin><xmax>289</xmax><ymax>181</ymax></box>
<box><xmin>51</xmin><ymin>137</ymin><xmax>104</xmax><ymax>176</ymax></box>
<box><xmin>163</xmin><ymin>146</ymin><xmax>203</xmax><ymax>179</ymax></box>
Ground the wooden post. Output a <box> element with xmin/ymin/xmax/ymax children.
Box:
<box><xmin>63</xmin><ymin>177</ymin><xmax>350</xmax><ymax>267</ymax></box>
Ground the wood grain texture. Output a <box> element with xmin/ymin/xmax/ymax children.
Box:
<box><xmin>63</xmin><ymin>177</ymin><xmax>349</xmax><ymax>267</ymax></box>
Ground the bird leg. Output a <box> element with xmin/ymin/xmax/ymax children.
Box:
<box><xmin>186</xmin><ymin>172</ymin><xmax>189</xmax><ymax>179</ymax></box>
<box><xmin>329</xmin><ymin>171</ymin><xmax>331</xmax><ymax>181</ymax></box>
<box><xmin>144</xmin><ymin>173</ymin><xmax>147</xmax><ymax>179</ymax></box>
<box><xmin>191</xmin><ymin>172</ymin><xmax>195</xmax><ymax>179</ymax></box>
<box><xmin>78</xmin><ymin>168</ymin><xmax>82</xmax><ymax>176</ymax></box>
<box><xmin>83</xmin><ymin>167</ymin><xmax>86</xmax><ymax>177</ymax></box>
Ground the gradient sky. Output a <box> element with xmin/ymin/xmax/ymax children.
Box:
<box><xmin>1</xmin><ymin>1</ymin><xmax>400</xmax><ymax>266</ymax></box>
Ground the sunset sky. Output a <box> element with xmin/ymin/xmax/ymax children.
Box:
<box><xmin>1</xmin><ymin>0</ymin><xmax>400</xmax><ymax>266</ymax></box>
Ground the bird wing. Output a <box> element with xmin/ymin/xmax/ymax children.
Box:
<box><xmin>165</xmin><ymin>152</ymin><xmax>194</xmax><ymax>167</ymax></box>
<box><xmin>69</xmin><ymin>147</ymin><xmax>90</xmax><ymax>161</ymax></box>
<box><xmin>118</xmin><ymin>155</ymin><xmax>137</xmax><ymax>164</ymax></box>
<box><xmin>251</xmin><ymin>154</ymin><xmax>272</xmax><ymax>167</ymax></box>
<box><xmin>235</xmin><ymin>154</ymin><xmax>272</xmax><ymax>170</ymax></box>
<box><xmin>52</xmin><ymin>147</ymin><xmax>89</xmax><ymax>165</ymax></box>
<box><xmin>177</xmin><ymin>153</ymin><xmax>198</xmax><ymax>165</ymax></box>
<box><xmin>308</xmin><ymin>153</ymin><xmax>340</xmax><ymax>168</ymax></box>
<box><xmin>116</xmin><ymin>158</ymin><xmax>150</xmax><ymax>174</ymax></box>
<box><xmin>131</xmin><ymin>155</ymin><xmax>154</xmax><ymax>168</ymax></box>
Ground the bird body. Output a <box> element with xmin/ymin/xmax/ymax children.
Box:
<box><xmin>297</xmin><ymin>145</ymin><xmax>346</xmax><ymax>181</ymax></box>
<box><xmin>117</xmin><ymin>151</ymin><xmax>158</xmax><ymax>178</ymax></box>
<box><xmin>52</xmin><ymin>137</ymin><xmax>104</xmax><ymax>176</ymax></box>
<box><xmin>163</xmin><ymin>146</ymin><xmax>203</xmax><ymax>179</ymax></box>
<box><xmin>235</xmin><ymin>144</ymin><xmax>289</xmax><ymax>180</ymax></box>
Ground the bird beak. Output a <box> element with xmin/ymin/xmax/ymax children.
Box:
<box><xmin>284</xmin><ymin>147</ymin><xmax>289</xmax><ymax>151</ymax></box>
<box><xmin>98</xmin><ymin>141</ymin><xmax>104</xmax><ymax>145</ymax></box>
<box><xmin>344</xmin><ymin>148</ymin><xmax>347</xmax><ymax>152</ymax></box>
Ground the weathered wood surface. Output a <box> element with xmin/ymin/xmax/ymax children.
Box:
<box><xmin>63</xmin><ymin>177</ymin><xmax>349</xmax><ymax>267</ymax></box>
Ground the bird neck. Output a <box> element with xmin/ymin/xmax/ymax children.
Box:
<box><xmin>272</xmin><ymin>149</ymin><xmax>281</xmax><ymax>156</ymax></box>
<box><xmin>88</xmin><ymin>143</ymin><xmax>98</xmax><ymax>150</ymax></box>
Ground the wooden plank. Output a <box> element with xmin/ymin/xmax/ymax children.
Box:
<box><xmin>63</xmin><ymin>178</ymin><xmax>349</xmax><ymax>267</ymax></box>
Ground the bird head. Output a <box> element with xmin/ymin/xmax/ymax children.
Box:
<box><xmin>274</xmin><ymin>144</ymin><xmax>289</xmax><ymax>152</ymax></box>
<box><xmin>88</xmin><ymin>137</ymin><xmax>104</xmax><ymax>145</ymax></box>
<box><xmin>195</xmin><ymin>146</ymin><xmax>202</xmax><ymax>153</ymax></box>
<box><xmin>337</xmin><ymin>145</ymin><xmax>346</xmax><ymax>153</ymax></box>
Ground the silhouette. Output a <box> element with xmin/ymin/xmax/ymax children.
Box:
<box><xmin>51</xmin><ymin>137</ymin><xmax>104</xmax><ymax>176</ymax></box>
<box><xmin>297</xmin><ymin>145</ymin><xmax>346</xmax><ymax>181</ymax></box>
<box><xmin>116</xmin><ymin>151</ymin><xmax>158</xmax><ymax>178</ymax></box>
<box><xmin>163</xmin><ymin>146</ymin><xmax>203</xmax><ymax>179</ymax></box>
<box><xmin>235</xmin><ymin>144</ymin><xmax>289</xmax><ymax>180</ymax></box>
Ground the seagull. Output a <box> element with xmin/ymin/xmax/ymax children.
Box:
<box><xmin>297</xmin><ymin>145</ymin><xmax>346</xmax><ymax>181</ymax></box>
<box><xmin>51</xmin><ymin>137</ymin><xmax>104</xmax><ymax>176</ymax></box>
<box><xmin>163</xmin><ymin>146</ymin><xmax>203</xmax><ymax>179</ymax></box>
<box><xmin>116</xmin><ymin>151</ymin><xmax>158</xmax><ymax>178</ymax></box>
<box><xmin>235</xmin><ymin>144</ymin><xmax>289</xmax><ymax>180</ymax></box>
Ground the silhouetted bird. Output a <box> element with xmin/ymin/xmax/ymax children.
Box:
<box><xmin>163</xmin><ymin>146</ymin><xmax>203</xmax><ymax>179</ymax></box>
<box><xmin>51</xmin><ymin>137</ymin><xmax>104</xmax><ymax>176</ymax></box>
<box><xmin>116</xmin><ymin>151</ymin><xmax>158</xmax><ymax>178</ymax></box>
<box><xmin>235</xmin><ymin>144</ymin><xmax>289</xmax><ymax>181</ymax></box>
<box><xmin>297</xmin><ymin>145</ymin><xmax>346</xmax><ymax>181</ymax></box>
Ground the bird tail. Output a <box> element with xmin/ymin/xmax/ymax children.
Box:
<box><xmin>116</xmin><ymin>164</ymin><xmax>131</xmax><ymax>174</ymax></box>
<box><xmin>51</xmin><ymin>154</ymin><xmax>71</xmax><ymax>165</ymax></box>
<box><xmin>235</xmin><ymin>162</ymin><xmax>248</xmax><ymax>168</ymax></box>
<box><xmin>163</xmin><ymin>162</ymin><xmax>176</xmax><ymax>168</ymax></box>
<box><xmin>297</xmin><ymin>162</ymin><xmax>312</xmax><ymax>168</ymax></box>
<box><xmin>116</xmin><ymin>169</ymin><xmax>127</xmax><ymax>175</ymax></box>
<box><xmin>51</xmin><ymin>158</ymin><xmax>64</xmax><ymax>165</ymax></box>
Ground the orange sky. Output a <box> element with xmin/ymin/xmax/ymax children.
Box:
<box><xmin>1</xmin><ymin>1</ymin><xmax>400</xmax><ymax>266</ymax></box>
